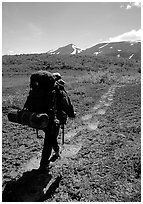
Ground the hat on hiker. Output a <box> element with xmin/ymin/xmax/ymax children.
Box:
<box><xmin>53</xmin><ymin>73</ymin><xmax>61</xmax><ymax>81</ymax></box>
<box><xmin>56</xmin><ymin>79</ymin><xmax>65</xmax><ymax>87</ymax></box>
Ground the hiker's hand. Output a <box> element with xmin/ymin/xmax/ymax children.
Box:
<box><xmin>61</xmin><ymin>124</ymin><xmax>64</xmax><ymax>129</ymax></box>
<box><xmin>73</xmin><ymin>111</ymin><xmax>76</xmax><ymax>117</ymax></box>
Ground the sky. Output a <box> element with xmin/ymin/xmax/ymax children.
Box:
<box><xmin>2</xmin><ymin>1</ymin><xmax>141</xmax><ymax>55</ymax></box>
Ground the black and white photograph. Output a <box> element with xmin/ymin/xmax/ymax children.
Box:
<box><xmin>2</xmin><ymin>1</ymin><xmax>141</xmax><ymax>202</ymax></box>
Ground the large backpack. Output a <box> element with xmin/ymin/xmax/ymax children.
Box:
<box><xmin>24</xmin><ymin>70</ymin><xmax>56</xmax><ymax>118</ymax></box>
<box><xmin>8</xmin><ymin>71</ymin><xmax>56</xmax><ymax>132</ymax></box>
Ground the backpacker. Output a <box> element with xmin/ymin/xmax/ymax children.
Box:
<box><xmin>8</xmin><ymin>70</ymin><xmax>75</xmax><ymax>135</ymax></box>
<box><xmin>8</xmin><ymin>71</ymin><xmax>57</xmax><ymax>132</ymax></box>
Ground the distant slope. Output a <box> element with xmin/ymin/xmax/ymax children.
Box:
<box><xmin>47</xmin><ymin>41</ymin><xmax>141</xmax><ymax>60</ymax></box>
<box><xmin>47</xmin><ymin>44</ymin><xmax>83</xmax><ymax>55</ymax></box>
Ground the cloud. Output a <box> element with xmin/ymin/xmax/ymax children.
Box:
<box><xmin>109</xmin><ymin>29</ymin><xmax>141</xmax><ymax>42</ymax></box>
<box><xmin>132</xmin><ymin>2</ymin><xmax>141</xmax><ymax>7</ymax></box>
<box><xmin>121</xmin><ymin>2</ymin><xmax>141</xmax><ymax>10</ymax></box>
<box><xmin>126</xmin><ymin>4</ymin><xmax>132</xmax><ymax>10</ymax></box>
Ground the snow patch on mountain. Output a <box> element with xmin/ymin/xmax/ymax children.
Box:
<box><xmin>99</xmin><ymin>43</ymin><xmax>108</xmax><ymax>49</ymax></box>
<box><xmin>94</xmin><ymin>51</ymin><xmax>102</xmax><ymax>56</ymax></box>
<box><xmin>49</xmin><ymin>51</ymin><xmax>56</xmax><ymax>55</ymax></box>
<box><xmin>129</xmin><ymin>54</ymin><xmax>134</xmax><ymax>59</ymax></box>
<box><xmin>48</xmin><ymin>47</ymin><xmax>59</xmax><ymax>54</ymax></box>
<box><xmin>94</xmin><ymin>52</ymin><xmax>99</xmax><ymax>56</ymax></box>
<box><xmin>71</xmin><ymin>45</ymin><xmax>76</xmax><ymax>54</ymax></box>
<box><xmin>72</xmin><ymin>44</ymin><xmax>77</xmax><ymax>54</ymax></box>
<box><xmin>77</xmin><ymin>49</ymin><xmax>84</xmax><ymax>54</ymax></box>
<box><xmin>71</xmin><ymin>44</ymin><xmax>83</xmax><ymax>55</ymax></box>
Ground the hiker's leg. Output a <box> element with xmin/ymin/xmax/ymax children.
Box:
<box><xmin>40</xmin><ymin>127</ymin><xmax>53</xmax><ymax>168</ymax></box>
<box><xmin>52</xmin><ymin>124</ymin><xmax>60</xmax><ymax>153</ymax></box>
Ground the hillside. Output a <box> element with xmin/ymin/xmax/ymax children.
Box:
<box><xmin>48</xmin><ymin>44</ymin><xmax>83</xmax><ymax>55</ymax></box>
<box><xmin>80</xmin><ymin>41</ymin><xmax>141</xmax><ymax>60</ymax></box>
<box><xmin>47</xmin><ymin>41</ymin><xmax>141</xmax><ymax>60</ymax></box>
<box><xmin>2</xmin><ymin>54</ymin><xmax>141</xmax><ymax>77</ymax></box>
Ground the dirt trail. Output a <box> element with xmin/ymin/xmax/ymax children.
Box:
<box><xmin>3</xmin><ymin>84</ymin><xmax>123</xmax><ymax>202</ymax></box>
<box><xmin>22</xmin><ymin>84</ymin><xmax>121</xmax><ymax>172</ymax></box>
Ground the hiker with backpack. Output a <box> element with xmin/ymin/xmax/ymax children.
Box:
<box><xmin>23</xmin><ymin>70</ymin><xmax>76</xmax><ymax>171</ymax></box>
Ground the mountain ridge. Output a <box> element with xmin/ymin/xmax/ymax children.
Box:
<box><xmin>47</xmin><ymin>41</ymin><xmax>141</xmax><ymax>60</ymax></box>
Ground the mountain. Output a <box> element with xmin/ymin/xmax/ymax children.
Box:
<box><xmin>47</xmin><ymin>43</ymin><xmax>83</xmax><ymax>55</ymax></box>
<box><xmin>80</xmin><ymin>41</ymin><xmax>141</xmax><ymax>60</ymax></box>
<box><xmin>47</xmin><ymin>41</ymin><xmax>141</xmax><ymax>60</ymax></box>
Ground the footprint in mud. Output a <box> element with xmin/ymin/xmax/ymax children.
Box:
<box><xmin>107</xmin><ymin>97</ymin><xmax>113</xmax><ymax>101</ymax></box>
<box><xmin>81</xmin><ymin>113</ymin><xmax>92</xmax><ymax>121</ymax></box>
<box><xmin>107</xmin><ymin>92</ymin><xmax>114</xmax><ymax>97</ymax></box>
<box><xmin>87</xmin><ymin>120</ymin><xmax>99</xmax><ymax>130</ymax></box>
<box><xmin>93</xmin><ymin>104</ymin><xmax>101</xmax><ymax>110</ymax></box>
<box><xmin>65</xmin><ymin>127</ymin><xmax>83</xmax><ymax>139</ymax></box>
<box><xmin>60</xmin><ymin>143</ymin><xmax>82</xmax><ymax>158</ymax></box>
<box><xmin>103</xmin><ymin>102</ymin><xmax>112</xmax><ymax>107</ymax></box>
<box><xmin>96</xmin><ymin>108</ymin><xmax>106</xmax><ymax>115</ymax></box>
<box><xmin>23</xmin><ymin>153</ymin><xmax>41</xmax><ymax>171</ymax></box>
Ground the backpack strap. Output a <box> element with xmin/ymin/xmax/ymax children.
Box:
<box><xmin>36</xmin><ymin>129</ymin><xmax>39</xmax><ymax>138</ymax></box>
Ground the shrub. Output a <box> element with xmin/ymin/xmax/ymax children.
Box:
<box><xmin>76</xmin><ymin>70</ymin><xmax>118</xmax><ymax>85</ymax></box>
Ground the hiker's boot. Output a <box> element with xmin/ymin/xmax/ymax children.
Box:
<box><xmin>38</xmin><ymin>161</ymin><xmax>50</xmax><ymax>172</ymax></box>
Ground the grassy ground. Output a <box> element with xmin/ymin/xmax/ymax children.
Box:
<box><xmin>2</xmin><ymin>69</ymin><xmax>141</xmax><ymax>201</ymax></box>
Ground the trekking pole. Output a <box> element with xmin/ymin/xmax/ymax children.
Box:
<box><xmin>61</xmin><ymin>124</ymin><xmax>64</xmax><ymax>145</ymax></box>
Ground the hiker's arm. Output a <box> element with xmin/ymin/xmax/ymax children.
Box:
<box><xmin>61</xmin><ymin>90</ymin><xmax>76</xmax><ymax>118</ymax></box>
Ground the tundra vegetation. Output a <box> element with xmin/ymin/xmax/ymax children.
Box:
<box><xmin>2</xmin><ymin>54</ymin><xmax>141</xmax><ymax>202</ymax></box>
